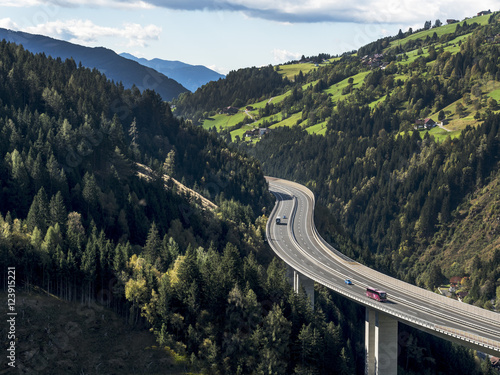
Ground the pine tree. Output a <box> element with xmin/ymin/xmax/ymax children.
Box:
<box><xmin>128</xmin><ymin>117</ymin><xmax>138</xmax><ymax>149</ymax></box>
<box><xmin>82</xmin><ymin>172</ymin><xmax>99</xmax><ymax>214</ymax></box>
<box><xmin>144</xmin><ymin>222</ymin><xmax>161</xmax><ymax>266</ymax></box>
<box><xmin>109</xmin><ymin>114</ymin><xmax>125</xmax><ymax>146</ymax></box>
<box><xmin>81</xmin><ymin>237</ymin><xmax>97</xmax><ymax>304</ymax></box>
<box><xmin>9</xmin><ymin>149</ymin><xmax>30</xmax><ymax>208</ymax></box>
<box><xmin>42</xmin><ymin>224</ymin><xmax>63</xmax><ymax>254</ymax></box>
<box><xmin>28</xmin><ymin>219</ymin><xmax>42</xmax><ymax>242</ymax></box>
<box><xmin>49</xmin><ymin>191</ymin><xmax>67</xmax><ymax>229</ymax></box>
<box><xmin>30</xmin><ymin>153</ymin><xmax>46</xmax><ymax>192</ymax></box>
<box><xmin>66</xmin><ymin>211</ymin><xmax>85</xmax><ymax>252</ymax></box>
<box><xmin>258</xmin><ymin>304</ymin><xmax>292</xmax><ymax>375</ymax></box>
<box><xmin>26</xmin><ymin>187</ymin><xmax>49</xmax><ymax>233</ymax></box>
<box><xmin>163</xmin><ymin>149</ymin><xmax>176</xmax><ymax>176</ymax></box>
<box><xmin>163</xmin><ymin>235</ymin><xmax>179</xmax><ymax>269</ymax></box>
<box><xmin>112</xmin><ymin>243</ymin><xmax>128</xmax><ymax>273</ymax></box>
<box><xmin>46</xmin><ymin>153</ymin><xmax>60</xmax><ymax>194</ymax></box>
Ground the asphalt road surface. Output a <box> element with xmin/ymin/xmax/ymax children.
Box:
<box><xmin>266</xmin><ymin>177</ymin><xmax>500</xmax><ymax>357</ymax></box>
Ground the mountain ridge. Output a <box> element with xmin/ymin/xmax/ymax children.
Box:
<box><xmin>0</xmin><ymin>28</ymin><xmax>188</xmax><ymax>101</ymax></box>
<box><xmin>120</xmin><ymin>52</ymin><xmax>225</xmax><ymax>92</ymax></box>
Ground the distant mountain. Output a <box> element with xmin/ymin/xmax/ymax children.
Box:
<box><xmin>120</xmin><ymin>53</ymin><xmax>225</xmax><ymax>92</ymax></box>
<box><xmin>0</xmin><ymin>28</ymin><xmax>188</xmax><ymax>101</ymax></box>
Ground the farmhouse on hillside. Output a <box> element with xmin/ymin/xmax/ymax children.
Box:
<box><xmin>414</xmin><ymin>118</ymin><xmax>436</xmax><ymax>130</ymax></box>
<box><xmin>477</xmin><ymin>10</ymin><xmax>492</xmax><ymax>16</ymax></box>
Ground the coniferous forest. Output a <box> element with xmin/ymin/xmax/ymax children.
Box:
<box><xmin>240</xmin><ymin>16</ymin><xmax>500</xmax><ymax>310</ymax></box>
<box><xmin>0</xmin><ymin>40</ymin><xmax>369</xmax><ymax>374</ymax></box>
<box><xmin>175</xmin><ymin>12</ymin><xmax>500</xmax><ymax>374</ymax></box>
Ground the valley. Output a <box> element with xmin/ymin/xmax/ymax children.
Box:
<box><xmin>193</xmin><ymin>13</ymin><xmax>499</xmax><ymax>143</ymax></box>
<box><xmin>1</xmin><ymin>7</ymin><xmax>500</xmax><ymax>375</ymax></box>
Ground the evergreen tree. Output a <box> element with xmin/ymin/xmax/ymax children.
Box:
<box><xmin>258</xmin><ymin>304</ymin><xmax>292</xmax><ymax>375</ymax></box>
<box><xmin>82</xmin><ymin>172</ymin><xmax>99</xmax><ymax>215</ymax></box>
<box><xmin>163</xmin><ymin>149</ymin><xmax>176</xmax><ymax>176</ymax></box>
<box><xmin>49</xmin><ymin>191</ymin><xmax>67</xmax><ymax>229</ymax></box>
<box><xmin>26</xmin><ymin>187</ymin><xmax>49</xmax><ymax>233</ymax></box>
<box><xmin>129</xmin><ymin>117</ymin><xmax>138</xmax><ymax>150</ymax></box>
<box><xmin>144</xmin><ymin>222</ymin><xmax>161</xmax><ymax>266</ymax></box>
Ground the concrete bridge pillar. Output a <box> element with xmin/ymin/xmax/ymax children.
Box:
<box><xmin>287</xmin><ymin>266</ymin><xmax>315</xmax><ymax>309</ymax></box>
<box><xmin>365</xmin><ymin>307</ymin><xmax>398</xmax><ymax>375</ymax></box>
<box><xmin>365</xmin><ymin>308</ymin><xmax>376</xmax><ymax>375</ymax></box>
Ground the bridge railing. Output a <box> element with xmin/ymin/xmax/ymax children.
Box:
<box><xmin>294</xmin><ymin>252</ymin><xmax>500</xmax><ymax>354</ymax></box>
<box><xmin>291</xmin><ymin>180</ymin><xmax>500</xmax><ymax>325</ymax></box>
<box><xmin>268</xmin><ymin>178</ymin><xmax>500</xmax><ymax>354</ymax></box>
<box><xmin>435</xmin><ymin>326</ymin><xmax>500</xmax><ymax>352</ymax></box>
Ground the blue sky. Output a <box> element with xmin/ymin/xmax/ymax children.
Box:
<box><xmin>0</xmin><ymin>1</ymin><xmax>497</xmax><ymax>74</ymax></box>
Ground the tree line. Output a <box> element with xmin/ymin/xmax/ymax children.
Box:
<box><xmin>240</xmin><ymin>16</ymin><xmax>500</xmax><ymax>311</ymax></box>
<box><xmin>0</xmin><ymin>39</ymin><xmax>369</xmax><ymax>374</ymax></box>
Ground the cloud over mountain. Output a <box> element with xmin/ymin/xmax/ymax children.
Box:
<box><xmin>6</xmin><ymin>18</ymin><xmax>161</xmax><ymax>47</ymax></box>
<box><xmin>272</xmin><ymin>48</ymin><xmax>301</xmax><ymax>63</ymax></box>
<box><xmin>9</xmin><ymin>0</ymin><xmax>497</xmax><ymax>24</ymax></box>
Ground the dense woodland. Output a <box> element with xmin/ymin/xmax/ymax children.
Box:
<box><xmin>235</xmin><ymin>15</ymin><xmax>500</xmax><ymax>313</ymax></box>
<box><xmin>0</xmin><ymin>40</ymin><xmax>370</xmax><ymax>374</ymax></box>
<box><xmin>171</xmin><ymin>12</ymin><xmax>500</xmax><ymax>374</ymax></box>
<box><xmin>1</xmin><ymin>12</ymin><xmax>500</xmax><ymax>374</ymax></box>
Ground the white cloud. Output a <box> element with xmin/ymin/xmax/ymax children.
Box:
<box><xmin>272</xmin><ymin>48</ymin><xmax>302</xmax><ymax>63</ymax></box>
<box><xmin>2</xmin><ymin>0</ymin><xmax>154</xmax><ymax>9</ymax></box>
<box><xmin>2</xmin><ymin>0</ymin><xmax>497</xmax><ymax>24</ymax></box>
<box><xmin>145</xmin><ymin>0</ymin><xmax>498</xmax><ymax>24</ymax></box>
<box><xmin>207</xmin><ymin>64</ymin><xmax>229</xmax><ymax>75</ymax></box>
<box><xmin>0</xmin><ymin>18</ymin><xmax>20</xmax><ymax>30</ymax></box>
<box><xmin>24</xmin><ymin>19</ymin><xmax>161</xmax><ymax>47</ymax></box>
<box><xmin>0</xmin><ymin>0</ymin><xmax>41</xmax><ymax>6</ymax></box>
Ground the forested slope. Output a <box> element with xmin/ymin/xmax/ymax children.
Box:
<box><xmin>149</xmin><ymin>12</ymin><xmax>500</xmax><ymax>374</ymax></box>
<box><xmin>174</xmin><ymin>12</ymin><xmax>500</xmax><ymax>312</ymax></box>
<box><xmin>0</xmin><ymin>28</ymin><xmax>189</xmax><ymax>101</ymax></box>
<box><xmin>238</xmin><ymin>13</ymin><xmax>500</xmax><ymax>310</ymax></box>
<box><xmin>0</xmin><ymin>40</ymin><xmax>367</xmax><ymax>374</ymax></box>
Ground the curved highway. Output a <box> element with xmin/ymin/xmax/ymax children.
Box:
<box><xmin>266</xmin><ymin>177</ymin><xmax>500</xmax><ymax>357</ymax></box>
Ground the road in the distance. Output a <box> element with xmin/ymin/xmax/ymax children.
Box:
<box><xmin>266</xmin><ymin>177</ymin><xmax>500</xmax><ymax>357</ymax></box>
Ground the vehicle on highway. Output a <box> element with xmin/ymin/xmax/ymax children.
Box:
<box><xmin>344</xmin><ymin>279</ymin><xmax>352</xmax><ymax>285</ymax></box>
<box><xmin>366</xmin><ymin>287</ymin><xmax>387</xmax><ymax>302</ymax></box>
<box><xmin>276</xmin><ymin>217</ymin><xmax>281</xmax><ymax>224</ymax></box>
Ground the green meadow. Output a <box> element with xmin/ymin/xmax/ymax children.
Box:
<box><xmin>306</xmin><ymin>120</ymin><xmax>328</xmax><ymax>135</ymax></box>
<box><xmin>389</xmin><ymin>14</ymin><xmax>491</xmax><ymax>49</ymax></box>
<box><xmin>202</xmin><ymin>110</ymin><xmax>247</xmax><ymax>130</ymax></box>
<box><xmin>277</xmin><ymin>63</ymin><xmax>320</xmax><ymax>80</ymax></box>
<box><xmin>325</xmin><ymin>71</ymin><xmax>370</xmax><ymax>103</ymax></box>
<box><xmin>206</xmin><ymin>12</ymin><xmax>497</xmax><ymax>143</ymax></box>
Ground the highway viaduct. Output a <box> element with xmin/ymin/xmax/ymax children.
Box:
<box><xmin>266</xmin><ymin>177</ymin><xmax>500</xmax><ymax>375</ymax></box>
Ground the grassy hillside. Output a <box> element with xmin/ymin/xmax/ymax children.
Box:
<box><xmin>388</xmin><ymin>14</ymin><xmax>492</xmax><ymax>49</ymax></box>
<box><xmin>203</xmin><ymin>80</ymin><xmax>324</xmax><ymax>140</ymax></box>
<box><xmin>197</xmin><ymin>11</ymin><xmax>499</xmax><ymax>144</ymax></box>
<box><xmin>325</xmin><ymin>71</ymin><xmax>370</xmax><ymax>103</ymax></box>
<box><xmin>276</xmin><ymin>62</ymin><xmax>319</xmax><ymax>80</ymax></box>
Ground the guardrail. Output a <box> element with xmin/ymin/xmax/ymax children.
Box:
<box><xmin>266</xmin><ymin>177</ymin><xmax>500</xmax><ymax>355</ymax></box>
<box><xmin>293</xmin><ymin>180</ymin><xmax>500</xmax><ymax>323</ymax></box>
